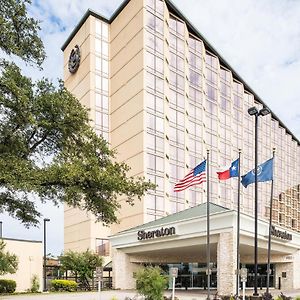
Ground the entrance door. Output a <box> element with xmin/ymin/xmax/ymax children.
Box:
<box><xmin>192</xmin><ymin>271</ymin><xmax>217</xmax><ymax>288</ymax></box>
<box><xmin>244</xmin><ymin>264</ymin><xmax>275</xmax><ymax>288</ymax></box>
<box><xmin>163</xmin><ymin>263</ymin><xmax>217</xmax><ymax>289</ymax></box>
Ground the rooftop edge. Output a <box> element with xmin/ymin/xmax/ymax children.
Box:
<box><xmin>61</xmin><ymin>0</ymin><xmax>300</xmax><ymax>146</ymax></box>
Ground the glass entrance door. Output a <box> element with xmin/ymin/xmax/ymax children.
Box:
<box><xmin>162</xmin><ymin>263</ymin><xmax>217</xmax><ymax>289</ymax></box>
<box><xmin>243</xmin><ymin>264</ymin><xmax>275</xmax><ymax>288</ymax></box>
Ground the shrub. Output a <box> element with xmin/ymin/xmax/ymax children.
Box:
<box><xmin>0</xmin><ymin>279</ymin><xmax>16</xmax><ymax>293</ymax></box>
<box><xmin>134</xmin><ymin>266</ymin><xmax>168</xmax><ymax>300</ymax></box>
<box><xmin>262</xmin><ymin>292</ymin><xmax>273</xmax><ymax>300</ymax></box>
<box><xmin>50</xmin><ymin>279</ymin><xmax>78</xmax><ymax>292</ymax></box>
<box><xmin>30</xmin><ymin>274</ymin><xmax>40</xmax><ymax>293</ymax></box>
<box><xmin>278</xmin><ymin>293</ymin><xmax>292</xmax><ymax>300</ymax></box>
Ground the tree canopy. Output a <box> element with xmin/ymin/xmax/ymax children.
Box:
<box><xmin>0</xmin><ymin>0</ymin><xmax>154</xmax><ymax>227</ymax></box>
<box><xmin>0</xmin><ymin>0</ymin><xmax>45</xmax><ymax>66</ymax></box>
<box><xmin>59</xmin><ymin>250</ymin><xmax>103</xmax><ymax>290</ymax></box>
<box><xmin>0</xmin><ymin>241</ymin><xmax>18</xmax><ymax>275</ymax></box>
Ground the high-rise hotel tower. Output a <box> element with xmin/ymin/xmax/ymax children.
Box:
<box><xmin>62</xmin><ymin>0</ymin><xmax>300</xmax><ymax>292</ymax></box>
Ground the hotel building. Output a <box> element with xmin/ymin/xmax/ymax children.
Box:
<box><xmin>62</xmin><ymin>0</ymin><xmax>300</xmax><ymax>294</ymax></box>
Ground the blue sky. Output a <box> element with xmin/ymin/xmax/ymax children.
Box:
<box><xmin>2</xmin><ymin>0</ymin><xmax>300</xmax><ymax>255</ymax></box>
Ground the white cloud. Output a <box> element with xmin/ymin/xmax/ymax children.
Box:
<box><xmin>173</xmin><ymin>0</ymin><xmax>300</xmax><ymax>138</ymax></box>
<box><xmin>2</xmin><ymin>0</ymin><xmax>300</xmax><ymax>254</ymax></box>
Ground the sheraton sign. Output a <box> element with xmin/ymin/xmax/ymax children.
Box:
<box><xmin>271</xmin><ymin>226</ymin><xmax>292</xmax><ymax>241</ymax></box>
<box><xmin>137</xmin><ymin>227</ymin><xmax>176</xmax><ymax>241</ymax></box>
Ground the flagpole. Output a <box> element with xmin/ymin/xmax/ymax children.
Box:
<box><xmin>266</xmin><ymin>148</ymin><xmax>275</xmax><ymax>294</ymax></box>
<box><xmin>206</xmin><ymin>149</ymin><xmax>210</xmax><ymax>300</ymax></box>
<box><xmin>236</xmin><ymin>149</ymin><xmax>241</xmax><ymax>297</ymax></box>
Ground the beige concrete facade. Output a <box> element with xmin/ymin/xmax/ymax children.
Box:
<box><xmin>0</xmin><ymin>238</ymin><xmax>42</xmax><ymax>292</ymax></box>
<box><xmin>62</xmin><ymin>0</ymin><xmax>300</xmax><ymax>293</ymax></box>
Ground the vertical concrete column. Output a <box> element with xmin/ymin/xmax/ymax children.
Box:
<box><xmin>217</xmin><ymin>231</ymin><xmax>236</xmax><ymax>295</ymax></box>
<box><xmin>293</xmin><ymin>250</ymin><xmax>300</xmax><ymax>289</ymax></box>
<box><xmin>112</xmin><ymin>248</ymin><xmax>141</xmax><ymax>289</ymax></box>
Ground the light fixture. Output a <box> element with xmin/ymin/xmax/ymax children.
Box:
<box><xmin>248</xmin><ymin>106</ymin><xmax>259</xmax><ymax>116</ymax></box>
<box><xmin>259</xmin><ymin>107</ymin><xmax>271</xmax><ymax>116</ymax></box>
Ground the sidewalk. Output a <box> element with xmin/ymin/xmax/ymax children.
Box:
<box><xmin>0</xmin><ymin>289</ymin><xmax>299</xmax><ymax>300</ymax></box>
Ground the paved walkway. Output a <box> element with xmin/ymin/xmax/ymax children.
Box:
<box><xmin>1</xmin><ymin>289</ymin><xmax>299</xmax><ymax>300</ymax></box>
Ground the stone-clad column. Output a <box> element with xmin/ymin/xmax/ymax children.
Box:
<box><xmin>293</xmin><ymin>250</ymin><xmax>300</xmax><ymax>289</ymax></box>
<box><xmin>275</xmin><ymin>262</ymin><xmax>293</xmax><ymax>289</ymax></box>
<box><xmin>112</xmin><ymin>248</ymin><xmax>141</xmax><ymax>289</ymax></box>
<box><xmin>217</xmin><ymin>231</ymin><xmax>236</xmax><ymax>295</ymax></box>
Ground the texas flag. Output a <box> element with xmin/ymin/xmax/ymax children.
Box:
<box><xmin>217</xmin><ymin>159</ymin><xmax>239</xmax><ymax>180</ymax></box>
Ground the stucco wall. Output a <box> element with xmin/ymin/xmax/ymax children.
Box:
<box><xmin>0</xmin><ymin>238</ymin><xmax>42</xmax><ymax>292</ymax></box>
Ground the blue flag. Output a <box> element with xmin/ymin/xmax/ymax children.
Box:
<box><xmin>241</xmin><ymin>158</ymin><xmax>273</xmax><ymax>188</ymax></box>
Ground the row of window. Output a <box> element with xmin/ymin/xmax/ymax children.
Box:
<box><xmin>143</xmin><ymin>6</ymin><xmax>300</xmax><ymax>222</ymax></box>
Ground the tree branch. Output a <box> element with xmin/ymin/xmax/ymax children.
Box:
<box><xmin>28</xmin><ymin>130</ymin><xmax>49</xmax><ymax>153</ymax></box>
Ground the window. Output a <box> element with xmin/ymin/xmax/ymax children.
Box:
<box><xmin>96</xmin><ymin>239</ymin><xmax>110</xmax><ymax>256</ymax></box>
<box><xmin>96</xmin><ymin>57</ymin><xmax>109</xmax><ymax>75</ymax></box>
<box><xmin>146</xmin><ymin>52</ymin><xmax>164</xmax><ymax>75</ymax></box>
<box><xmin>206</xmin><ymin>53</ymin><xmax>218</xmax><ymax>70</ymax></box>
<box><xmin>147</xmin><ymin>11</ymin><xmax>164</xmax><ymax>34</ymax></box>
<box><xmin>147</xmin><ymin>32</ymin><xmax>164</xmax><ymax>54</ymax></box>
<box><xmin>146</xmin><ymin>112</ymin><xmax>164</xmax><ymax>133</ymax></box>
<box><xmin>146</xmin><ymin>72</ymin><xmax>164</xmax><ymax>94</ymax></box>
<box><xmin>207</xmin><ymin>85</ymin><xmax>217</xmax><ymax>101</ymax></box>
<box><xmin>189</xmin><ymin>70</ymin><xmax>201</xmax><ymax>87</ymax></box>
<box><xmin>147</xmin><ymin>153</ymin><xmax>164</xmax><ymax>173</ymax></box>
<box><xmin>169</xmin><ymin>16</ymin><xmax>185</xmax><ymax>37</ymax></box>
<box><xmin>207</xmin><ymin>69</ymin><xmax>217</xmax><ymax>85</ymax></box>
<box><xmin>189</xmin><ymin>36</ymin><xmax>202</xmax><ymax>54</ymax></box>
<box><xmin>95</xmin><ymin>21</ymin><xmax>109</xmax><ymax>41</ymax></box>
<box><xmin>146</xmin><ymin>0</ymin><xmax>164</xmax><ymax>17</ymax></box>
<box><xmin>95</xmin><ymin>94</ymin><xmax>109</xmax><ymax>112</ymax></box>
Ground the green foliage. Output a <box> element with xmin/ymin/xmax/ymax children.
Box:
<box><xmin>134</xmin><ymin>266</ymin><xmax>168</xmax><ymax>300</ymax></box>
<box><xmin>50</xmin><ymin>279</ymin><xmax>77</xmax><ymax>292</ymax></box>
<box><xmin>0</xmin><ymin>0</ymin><xmax>154</xmax><ymax>227</ymax></box>
<box><xmin>0</xmin><ymin>62</ymin><xmax>154</xmax><ymax>226</ymax></box>
<box><xmin>0</xmin><ymin>0</ymin><xmax>45</xmax><ymax>66</ymax></box>
<box><xmin>0</xmin><ymin>240</ymin><xmax>18</xmax><ymax>275</ymax></box>
<box><xmin>262</xmin><ymin>292</ymin><xmax>273</xmax><ymax>300</ymax></box>
<box><xmin>59</xmin><ymin>250</ymin><xmax>103</xmax><ymax>290</ymax></box>
<box><xmin>30</xmin><ymin>274</ymin><xmax>40</xmax><ymax>293</ymax></box>
<box><xmin>278</xmin><ymin>293</ymin><xmax>292</xmax><ymax>300</ymax></box>
<box><xmin>0</xmin><ymin>279</ymin><xmax>17</xmax><ymax>293</ymax></box>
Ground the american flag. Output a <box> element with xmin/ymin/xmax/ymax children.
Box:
<box><xmin>174</xmin><ymin>160</ymin><xmax>206</xmax><ymax>192</ymax></box>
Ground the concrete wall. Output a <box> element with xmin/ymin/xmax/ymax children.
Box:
<box><xmin>0</xmin><ymin>238</ymin><xmax>42</xmax><ymax>292</ymax></box>
<box><xmin>63</xmin><ymin>14</ymin><xmax>112</xmax><ymax>253</ymax></box>
<box><xmin>110</xmin><ymin>0</ymin><xmax>146</xmax><ymax>234</ymax></box>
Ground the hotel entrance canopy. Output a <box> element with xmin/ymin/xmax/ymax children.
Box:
<box><xmin>110</xmin><ymin>203</ymin><xmax>300</xmax><ymax>294</ymax></box>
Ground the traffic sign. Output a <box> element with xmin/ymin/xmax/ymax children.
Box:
<box><xmin>240</xmin><ymin>268</ymin><xmax>247</xmax><ymax>282</ymax></box>
<box><xmin>95</xmin><ymin>267</ymin><xmax>103</xmax><ymax>279</ymax></box>
<box><xmin>170</xmin><ymin>267</ymin><xmax>178</xmax><ymax>278</ymax></box>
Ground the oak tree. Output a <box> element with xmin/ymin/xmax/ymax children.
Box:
<box><xmin>0</xmin><ymin>0</ymin><xmax>154</xmax><ymax>227</ymax></box>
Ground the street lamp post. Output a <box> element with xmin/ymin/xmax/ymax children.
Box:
<box><xmin>43</xmin><ymin>218</ymin><xmax>50</xmax><ymax>292</ymax></box>
<box><xmin>248</xmin><ymin>106</ymin><xmax>270</xmax><ymax>296</ymax></box>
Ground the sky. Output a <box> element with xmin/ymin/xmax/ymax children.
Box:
<box><xmin>2</xmin><ymin>0</ymin><xmax>300</xmax><ymax>255</ymax></box>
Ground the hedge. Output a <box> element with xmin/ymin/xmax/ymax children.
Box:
<box><xmin>0</xmin><ymin>279</ymin><xmax>17</xmax><ymax>293</ymax></box>
<box><xmin>50</xmin><ymin>279</ymin><xmax>78</xmax><ymax>292</ymax></box>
